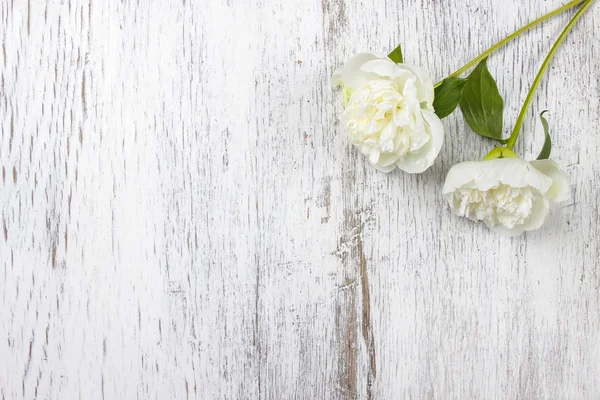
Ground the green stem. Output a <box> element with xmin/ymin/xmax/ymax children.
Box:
<box><xmin>434</xmin><ymin>0</ymin><xmax>586</xmax><ymax>88</ymax></box>
<box><xmin>506</xmin><ymin>0</ymin><xmax>594</xmax><ymax>150</ymax></box>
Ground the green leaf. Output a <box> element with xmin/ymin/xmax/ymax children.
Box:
<box><xmin>459</xmin><ymin>58</ymin><xmax>505</xmax><ymax>142</ymax></box>
<box><xmin>433</xmin><ymin>78</ymin><xmax>468</xmax><ymax>119</ymax></box>
<box><xmin>536</xmin><ymin>110</ymin><xmax>551</xmax><ymax>160</ymax></box>
<box><xmin>388</xmin><ymin>44</ymin><xmax>403</xmax><ymax>64</ymax></box>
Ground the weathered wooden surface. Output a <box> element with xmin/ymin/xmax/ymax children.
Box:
<box><xmin>1</xmin><ymin>0</ymin><xmax>599</xmax><ymax>398</ymax></box>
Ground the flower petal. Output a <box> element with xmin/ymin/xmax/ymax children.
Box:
<box><xmin>377</xmin><ymin>152</ymin><xmax>399</xmax><ymax>168</ymax></box>
<box><xmin>443</xmin><ymin>159</ymin><xmax>553</xmax><ymax>194</ymax></box>
<box><xmin>520</xmin><ymin>195</ymin><xmax>550</xmax><ymax>232</ymax></box>
<box><xmin>423</xmin><ymin>110</ymin><xmax>444</xmax><ymax>158</ymax></box>
<box><xmin>395</xmin><ymin>110</ymin><xmax>444</xmax><ymax>173</ymax></box>
<box><xmin>360</xmin><ymin>59</ymin><xmax>412</xmax><ymax>80</ymax></box>
<box><xmin>530</xmin><ymin>160</ymin><xmax>570</xmax><ymax>202</ymax></box>
<box><xmin>394</xmin><ymin>64</ymin><xmax>435</xmax><ymax>108</ymax></box>
<box><xmin>372</xmin><ymin>160</ymin><xmax>397</xmax><ymax>173</ymax></box>
<box><xmin>331</xmin><ymin>52</ymin><xmax>387</xmax><ymax>90</ymax></box>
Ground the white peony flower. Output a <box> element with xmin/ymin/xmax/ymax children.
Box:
<box><xmin>443</xmin><ymin>157</ymin><xmax>570</xmax><ymax>236</ymax></box>
<box><xmin>332</xmin><ymin>53</ymin><xmax>444</xmax><ymax>173</ymax></box>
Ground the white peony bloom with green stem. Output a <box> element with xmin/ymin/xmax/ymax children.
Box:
<box><xmin>332</xmin><ymin>0</ymin><xmax>587</xmax><ymax>173</ymax></box>
<box><xmin>332</xmin><ymin>53</ymin><xmax>442</xmax><ymax>173</ymax></box>
<box><xmin>443</xmin><ymin>152</ymin><xmax>570</xmax><ymax>237</ymax></box>
<box><xmin>443</xmin><ymin>0</ymin><xmax>593</xmax><ymax>236</ymax></box>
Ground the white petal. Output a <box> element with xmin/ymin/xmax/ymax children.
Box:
<box><xmin>443</xmin><ymin>161</ymin><xmax>482</xmax><ymax>194</ymax></box>
<box><xmin>331</xmin><ymin>52</ymin><xmax>387</xmax><ymax>90</ymax></box>
<box><xmin>395</xmin><ymin>153</ymin><xmax>430</xmax><ymax>174</ymax></box>
<box><xmin>520</xmin><ymin>196</ymin><xmax>550</xmax><ymax>232</ymax></box>
<box><xmin>372</xmin><ymin>161</ymin><xmax>397</xmax><ymax>173</ymax></box>
<box><xmin>368</xmin><ymin>149</ymin><xmax>380</xmax><ymax>165</ymax></box>
<box><xmin>422</xmin><ymin>110</ymin><xmax>444</xmax><ymax>159</ymax></box>
<box><xmin>530</xmin><ymin>160</ymin><xmax>571</xmax><ymax>202</ymax></box>
<box><xmin>443</xmin><ymin>158</ymin><xmax>552</xmax><ymax>194</ymax></box>
<box><xmin>444</xmin><ymin>192</ymin><xmax>459</xmax><ymax>215</ymax></box>
<box><xmin>394</xmin><ymin>110</ymin><xmax>444</xmax><ymax>174</ymax></box>
<box><xmin>395</xmin><ymin>64</ymin><xmax>435</xmax><ymax>107</ymax></box>
<box><xmin>360</xmin><ymin>59</ymin><xmax>412</xmax><ymax>80</ymax></box>
<box><xmin>377</xmin><ymin>152</ymin><xmax>399</xmax><ymax>167</ymax></box>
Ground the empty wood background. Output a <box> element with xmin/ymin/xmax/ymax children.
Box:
<box><xmin>1</xmin><ymin>0</ymin><xmax>599</xmax><ymax>398</ymax></box>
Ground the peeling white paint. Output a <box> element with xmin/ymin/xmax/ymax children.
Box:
<box><xmin>1</xmin><ymin>0</ymin><xmax>599</xmax><ymax>398</ymax></box>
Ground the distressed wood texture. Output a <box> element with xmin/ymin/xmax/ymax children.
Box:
<box><xmin>1</xmin><ymin>0</ymin><xmax>600</xmax><ymax>399</ymax></box>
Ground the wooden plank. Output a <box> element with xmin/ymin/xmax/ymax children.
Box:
<box><xmin>1</xmin><ymin>0</ymin><xmax>599</xmax><ymax>398</ymax></box>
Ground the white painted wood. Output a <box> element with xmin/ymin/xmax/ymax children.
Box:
<box><xmin>1</xmin><ymin>0</ymin><xmax>599</xmax><ymax>398</ymax></box>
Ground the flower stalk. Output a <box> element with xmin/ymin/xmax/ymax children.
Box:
<box><xmin>506</xmin><ymin>0</ymin><xmax>594</xmax><ymax>150</ymax></box>
<box><xmin>435</xmin><ymin>0</ymin><xmax>586</xmax><ymax>88</ymax></box>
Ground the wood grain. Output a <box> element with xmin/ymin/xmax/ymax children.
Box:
<box><xmin>1</xmin><ymin>0</ymin><xmax>599</xmax><ymax>398</ymax></box>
